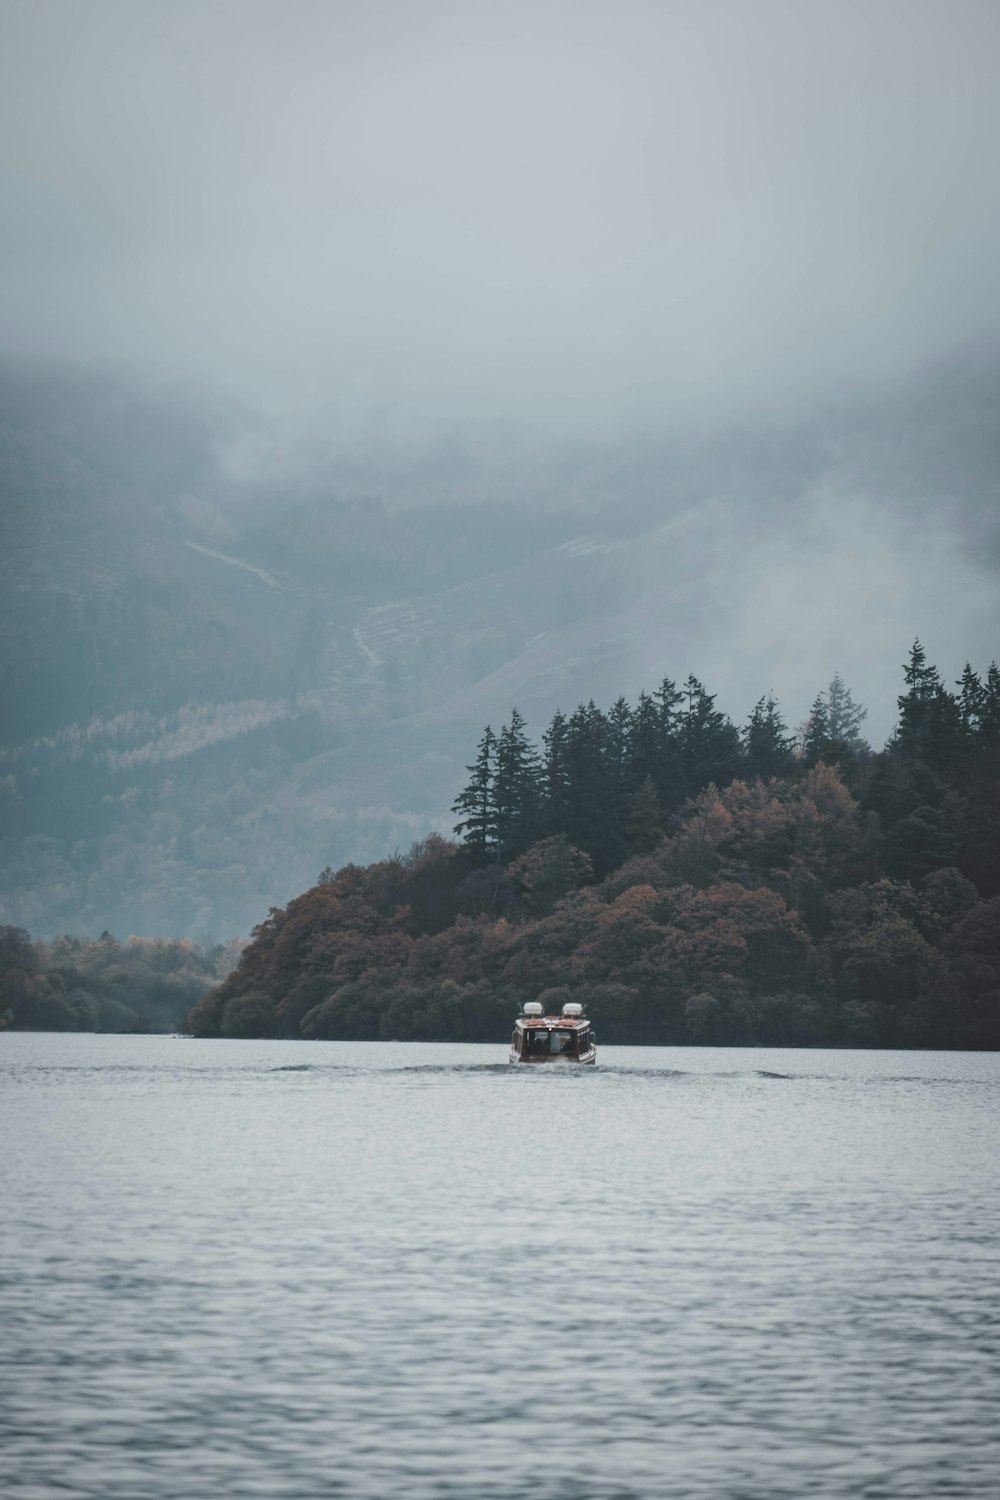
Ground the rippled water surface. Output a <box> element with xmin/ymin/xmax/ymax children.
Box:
<box><xmin>2</xmin><ymin>1035</ymin><xmax>998</xmax><ymax>1498</ymax></box>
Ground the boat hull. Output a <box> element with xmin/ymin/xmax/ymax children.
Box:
<box><xmin>508</xmin><ymin>1049</ymin><xmax>597</xmax><ymax>1065</ymax></box>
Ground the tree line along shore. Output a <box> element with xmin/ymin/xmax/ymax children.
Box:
<box><xmin>3</xmin><ymin>642</ymin><xmax>997</xmax><ymax>1046</ymax></box>
<box><xmin>0</xmin><ymin>930</ymin><xmax>237</xmax><ymax>1035</ymax></box>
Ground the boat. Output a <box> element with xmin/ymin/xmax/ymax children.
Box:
<box><xmin>509</xmin><ymin>1000</ymin><xmax>597</xmax><ymax>1065</ymax></box>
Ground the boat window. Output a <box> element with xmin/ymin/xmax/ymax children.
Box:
<box><xmin>550</xmin><ymin>1030</ymin><xmax>572</xmax><ymax>1054</ymax></box>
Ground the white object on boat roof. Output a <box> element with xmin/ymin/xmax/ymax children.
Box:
<box><xmin>562</xmin><ymin>1002</ymin><xmax>583</xmax><ymax>1017</ymax></box>
<box><xmin>522</xmin><ymin>1001</ymin><xmax>544</xmax><ymax>1017</ymax></box>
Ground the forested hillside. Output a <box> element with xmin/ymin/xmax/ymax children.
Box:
<box><xmin>186</xmin><ymin>645</ymin><xmax>1000</xmax><ymax>1048</ymax></box>
<box><xmin>0</xmin><ymin>927</ymin><xmax>237</xmax><ymax>1034</ymax></box>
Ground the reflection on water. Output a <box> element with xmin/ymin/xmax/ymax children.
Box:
<box><xmin>2</xmin><ymin>1035</ymin><xmax>998</xmax><ymax>1499</ymax></box>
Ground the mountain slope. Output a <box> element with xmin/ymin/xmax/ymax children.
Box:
<box><xmin>1</xmin><ymin>354</ymin><xmax>998</xmax><ymax>938</ymax></box>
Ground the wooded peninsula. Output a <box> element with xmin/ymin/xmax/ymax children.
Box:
<box><xmin>2</xmin><ymin>643</ymin><xmax>997</xmax><ymax>1046</ymax></box>
<box><xmin>178</xmin><ymin>643</ymin><xmax>1000</xmax><ymax>1049</ymax></box>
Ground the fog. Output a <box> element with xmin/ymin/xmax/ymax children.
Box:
<box><xmin>2</xmin><ymin>2</ymin><xmax>999</xmax><ymax>936</ymax></box>
<box><xmin>3</xmin><ymin>0</ymin><xmax>1000</xmax><ymax>427</ymax></box>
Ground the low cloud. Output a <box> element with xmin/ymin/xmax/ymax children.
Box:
<box><xmin>1</xmin><ymin>1</ymin><xmax>999</xmax><ymax>428</ymax></box>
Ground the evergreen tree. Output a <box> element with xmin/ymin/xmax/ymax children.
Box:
<box><xmin>653</xmin><ymin>675</ymin><xmax>686</xmax><ymax>808</ymax></box>
<box><xmin>451</xmin><ymin>725</ymin><xmax>499</xmax><ymax>861</ymax></box>
<box><xmin>627</xmin><ymin>691</ymin><xmax>662</xmax><ymax>791</ymax></box>
<box><xmin>654</xmin><ymin>676</ymin><xmax>685</xmax><ymax>740</ymax></box>
<box><xmin>802</xmin><ymin>674</ymin><xmax>868</xmax><ymax>765</ymax></box>
<box><xmin>743</xmin><ymin>694</ymin><xmax>794</xmax><ymax>780</ymax></box>
<box><xmin>980</xmin><ymin>663</ymin><xmax>1000</xmax><ymax>746</ymax></box>
<box><xmin>681</xmin><ymin>675</ymin><xmax>741</xmax><ymax>794</ymax></box>
<box><xmin>957</xmin><ymin>664</ymin><xmax>985</xmax><ymax>736</ymax></box>
<box><xmin>563</xmin><ymin>701</ymin><xmax>620</xmax><ymax>872</ymax></box>
<box><xmin>924</xmin><ymin>685</ymin><xmax>967</xmax><ymax>773</ymax></box>
<box><xmin>801</xmin><ymin>693</ymin><xmax>831</xmax><ymax>765</ymax></box>
<box><xmin>826</xmin><ymin>672</ymin><xmax>868</xmax><ymax>746</ymax></box>
<box><xmin>895</xmin><ymin>639</ymin><xmax>943</xmax><ymax>759</ymax></box>
<box><xmin>494</xmin><ymin>708</ymin><xmax>542</xmax><ymax>856</ymax></box>
<box><xmin>606</xmin><ymin>696</ymin><xmax>634</xmax><ymax>789</ymax></box>
<box><xmin>542</xmin><ymin>710</ymin><xmax>571</xmax><ymax>832</ymax></box>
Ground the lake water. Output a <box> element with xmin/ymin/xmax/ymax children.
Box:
<box><xmin>1</xmin><ymin>1035</ymin><xmax>998</xmax><ymax>1499</ymax></box>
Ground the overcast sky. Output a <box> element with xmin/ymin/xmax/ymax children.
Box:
<box><xmin>2</xmin><ymin>0</ymin><xmax>1000</xmax><ymax>427</ymax></box>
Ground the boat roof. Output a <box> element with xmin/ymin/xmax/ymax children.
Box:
<box><xmin>515</xmin><ymin>1014</ymin><xmax>588</xmax><ymax>1028</ymax></box>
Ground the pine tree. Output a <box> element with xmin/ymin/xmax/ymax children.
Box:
<box><xmin>957</xmin><ymin>664</ymin><xmax>985</xmax><ymax>736</ymax></box>
<box><xmin>653</xmin><ymin>675</ymin><xmax>686</xmax><ymax>809</ymax></box>
<box><xmin>681</xmin><ymin>675</ymin><xmax>741</xmax><ymax>794</ymax></box>
<box><xmin>542</xmin><ymin>710</ymin><xmax>571</xmax><ymax>832</ymax></box>
<box><xmin>606</xmin><ymin>697</ymin><xmax>634</xmax><ymax>789</ymax></box>
<box><xmin>801</xmin><ymin>693</ymin><xmax>831</xmax><ymax>765</ymax></box>
<box><xmin>654</xmin><ymin>676</ymin><xmax>685</xmax><ymax>740</ymax></box>
<box><xmin>894</xmin><ymin>642</ymin><xmax>969</xmax><ymax>774</ymax></box>
<box><xmin>563</xmin><ymin>701</ymin><xmax>620</xmax><ymax>872</ymax></box>
<box><xmin>979</xmin><ymin>663</ymin><xmax>1000</xmax><ymax>746</ymax></box>
<box><xmin>628</xmin><ymin>691</ymin><xmax>661</xmax><ymax>790</ymax></box>
<box><xmin>825</xmin><ymin>672</ymin><xmax>868</xmax><ymax>746</ymax></box>
<box><xmin>925</xmin><ymin>685</ymin><xmax>967</xmax><ymax>773</ymax></box>
<box><xmin>451</xmin><ymin>725</ymin><xmax>499</xmax><ymax>861</ymax></box>
<box><xmin>494</xmin><ymin>708</ymin><xmax>542</xmax><ymax>856</ymax></box>
<box><xmin>743</xmin><ymin>694</ymin><xmax>794</xmax><ymax>779</ymax></box>
<box><xmin>895</xmin><ymin>639</ymin><xmax>943</xmax><ymax>759</ymax></box>
<box><xmin>801</xmin><ymin>674</ymin><xmax>868</xmax><ymax>765</ymax></box>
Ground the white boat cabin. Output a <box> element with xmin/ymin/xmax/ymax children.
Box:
<box><xmin>509</xmin><ymin>1001</ymin><xmax>597</xmax><ymax>1064</ymax></box>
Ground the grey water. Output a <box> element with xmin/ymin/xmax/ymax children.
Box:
<box><xmin>1</xmin><ymin>1035</ymin><xmax>998</xmax><ymax>1499</ymax></box>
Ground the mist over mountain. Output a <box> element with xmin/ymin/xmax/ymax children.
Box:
<box><xmin>1</xmin><ymin>349</ymin><xmax>998</xmax><ymax>939</ymax></box>
<box><xmin>2</xmin><ymin>2</ymin><xmax>999</xmax><ymax>938</ymax></box>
